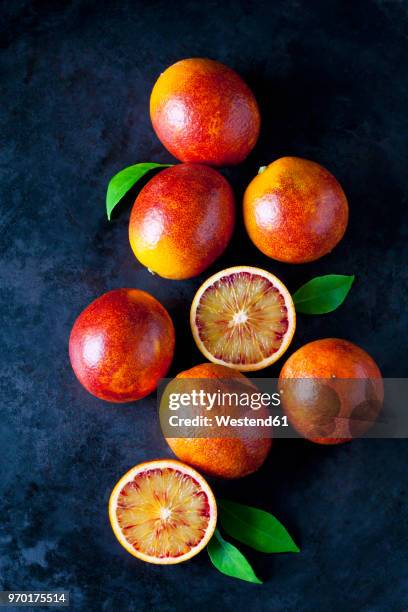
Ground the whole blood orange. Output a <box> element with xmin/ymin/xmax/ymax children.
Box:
<box><xmin>164</xmin><ymin>363</ymin><xmax>272</xmax><ymax>479</ymax></box>
<box><xmin>190</xmin><ymin>266</ymin><xmax>296</xmax><ymax>371</ymax></box>
<box><xmin>69</xmin><ymin>289</ymin><xmax>175</xmax><ymax>402</ymax></box>
<box><xmin>243</xmin><ymin>157</ymin><xmax>349</xmax><ymax>263</ymax></box>
<box><xmin>129</xmin><ymin>164</ymin><xmax>235</xmax><ymax>280</ymax></box>
<box><xmin>109</xmin><ymin>459</ymin><xmax>217</xmax><ymax>564</ymax></box>
<box><xmin>279</xmin><ymin>338</ymin><xmax>383</xmax><ymax>444</ymax></box>
<box><xmin>150</xmin><ymin>58</ymin><xmax>260</xmax><ymax>166</ymax></box>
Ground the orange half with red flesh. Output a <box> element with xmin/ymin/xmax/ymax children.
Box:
<box><xmin>191</xmin><ymin>266</ymin><xmax>296</xmax><ymax>371</ymax></box>
<box><xmin>109</xmin><ymin>460</ymin><xmax>217</xmax><ymax>565</ymax></box>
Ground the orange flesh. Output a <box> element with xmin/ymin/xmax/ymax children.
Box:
<box><xmin>116</xmin><ymin>468</ymin><xmax>211</xmax><ymax>559</ymax></box>
<box><xmin>195</xmin><ymin>271</ymin><xmax>289</xmax><ymax>365</ymax></box>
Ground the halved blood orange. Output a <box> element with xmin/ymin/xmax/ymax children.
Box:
<box><xmin>108</xmin><ymin>459</ymin><xmax>217</xmax><ymax>565</ymax></box>
<box><xmin>190</xmin><ymin>266</ymin><xmax>296</xmax><ymax>371</ymax></box>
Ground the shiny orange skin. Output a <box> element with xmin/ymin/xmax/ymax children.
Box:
<box><xmin>279</xmin><ymin>339</ymin><xmax>383</xmax><ymax>444</ymax></box>
<box><xmin>165</xmin><ymin>363</ymin><xmax>272</xmax><ymax>479</ymax></box>
<box><xmin>150</xmin><ymin>58</ymin><xmax>260</xmax><ymax>167</ymax></box>
<box><xmin>129</xmin><ymin>164</ymin><xmax>235</xmax><ymax>280</ymax></box>
<box><xmin>69</xmin><ymin>289</ymin><xmax>175</xmax><ymax>403</ymax></box>
<box><xmin>243</xmin><ymin>157</ymin><xmax>349</xmax><ymax>263</ymax></box>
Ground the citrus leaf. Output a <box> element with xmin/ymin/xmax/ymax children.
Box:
<box><xmin>106</xmin><ymin>162</ymin><xmax>172</xmax><ymax>220</ymax></box>
<box><xmin>218</xmin><ymin>499</ymin><xmax>299</xmax><ymax>554</ymax></box>
<box><xmin>207</xmin><ymin>529</ymin><xmax>262</xmax><ymax>584</ymax></box>
<box><xmin>292</xmin><ymin>274</ymin><xmax>355</xmax><ymax>314</ymax></box>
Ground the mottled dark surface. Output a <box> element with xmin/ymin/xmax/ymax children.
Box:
<box><xmin>1</xmin><ymin>1</ymin><xmax>408</xmax><ymax>610</ymax></box>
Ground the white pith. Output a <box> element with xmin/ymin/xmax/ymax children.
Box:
<box><xmin>230</xmin><ymin>310</ymin><xmax>249</xmax><ymax>325</ymax></box>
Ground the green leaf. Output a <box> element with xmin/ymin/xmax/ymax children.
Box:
<box><xmin>207</xmin><ymin>529</ymin><xmax>262</xmax><ymax>584</ymax></box>
<box><xmin>218</xmin><ymin>499</ymin><xmax>299</xmax><ymax>554</ymax></box>
<box><xmin>106</xmin><ymin>162</ymin><xmax>172</xmax><ymax>220</ymax></box>
<box><xmin>292</xmin><ymin>274</ymin><xmax>355</xmax><ymax>314</ymax></box>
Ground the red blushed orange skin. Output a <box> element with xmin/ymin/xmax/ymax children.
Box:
<box><xmin>129</xmin><ymin>164</ymin><xmax>235</xmax><ymax>280</ymax></box>
<box><xmin>279</xmin><ymin>339</ymin><xmax>383</xmax><ymax>444</ymax></box>
<box><xmin>69</xmin><ymin>289</ymin><xmax>175</xmax><ymax>403</ymax></box>
<box><xmin>150</xmin><ymin>58</ymin><xmax>260</xmax><ymax>167</ymax></box>
<box><xmin>165</xmin><ymin>363</ymin><xmax>272</xmax><ymax>479</ymax></box>
<box><xmin>243</xmin><ymin>157</ymin><xmax>349</xmax><ymax>263</ymax></box>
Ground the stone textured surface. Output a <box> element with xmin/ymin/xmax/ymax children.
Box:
<box><xmin>1</xmin><ymin>1</ymin><xmax>407</xmax><ymax>610</ymax></box>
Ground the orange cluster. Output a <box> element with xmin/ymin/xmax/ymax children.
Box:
<box><xmin>68</xmin><ymin>57</ymin><xmax>381</xmax><ymax>495</ymax></box>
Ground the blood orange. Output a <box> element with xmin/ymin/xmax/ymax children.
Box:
<box><xmin>109</xmin><ymin>459</ymin><xmax>217</xmax><ymax>564</ymax></box>
<box><xmin>190</xmin><ymin>266</ymin><xmax>296</xmax><ymax>371</ymax></box>
<box><xmin>163</xmin><ymin>363</ymin><xmax>272</xmax><ymax>479</ymax></box>
<box><xmin>69</xmin><ymin>289</ymin><xmax>174</xmax><ymax>402</ymax></box>
<box><xmin>128</xmin><ymin>164</ymin><xmax>235</xmax><ymax>280</ymax></box>
<box><xmin>243</xmin><ymin>157</ymin><xmax>349</xmax><ymax>263</ymax></box>
<box><xmin>279</xmin><ymin>338</ymin><xmax>383</xmax><ymax>444</ymax></box>
<box><xmin>150</xmin><ymin>58</ymin><xmax>260</xmax><ymax>167</ymax></box>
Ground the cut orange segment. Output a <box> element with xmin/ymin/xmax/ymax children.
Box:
<box><xmin>109</xmin><ymin>459</ymin><xmax>217</xmax><ymax>565</ymax></box>
<box><xmin>190</xmin><ymin>266</ymin><xmax>296</xmax><ymax>371</ymax></box>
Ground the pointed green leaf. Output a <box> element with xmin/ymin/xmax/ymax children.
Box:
<box><xmin>106</xmin><ymin>162</ymin><xmax>172</xmax><ymax>220</ymax></box>
<box><xmin>292</xmin><ymin>274</ymin><xmax>355</xmax><ymax>314</ymax></box>
<box><xmin>218</xmin><ymin>499</ymin><xmax>299</xmax><ymax>554</ymax></box>
<box><xmin>207</xmin><ymin>529</ymin><xmax>262</xmax><ymax>584</ymax></box>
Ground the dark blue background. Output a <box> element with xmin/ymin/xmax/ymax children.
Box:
<box><xmin>1</xmin><ymin>1</ymin><xmax>407</xmax><ymax>610</ymax></box>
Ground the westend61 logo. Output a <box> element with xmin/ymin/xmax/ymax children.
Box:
<box><xmin>166</xmin><ymin>387</ymin><xmax>287</xmax><ymax>430</ymax></box>
<box><xmin>159</xmin><ymin>378</ymin><xmax>288</xmax><ymax>437</ymax></box>
<box><xmin>159</xmin><ymin>377</ymin><xmax>408</xmax><ymax>440</ymax></box>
